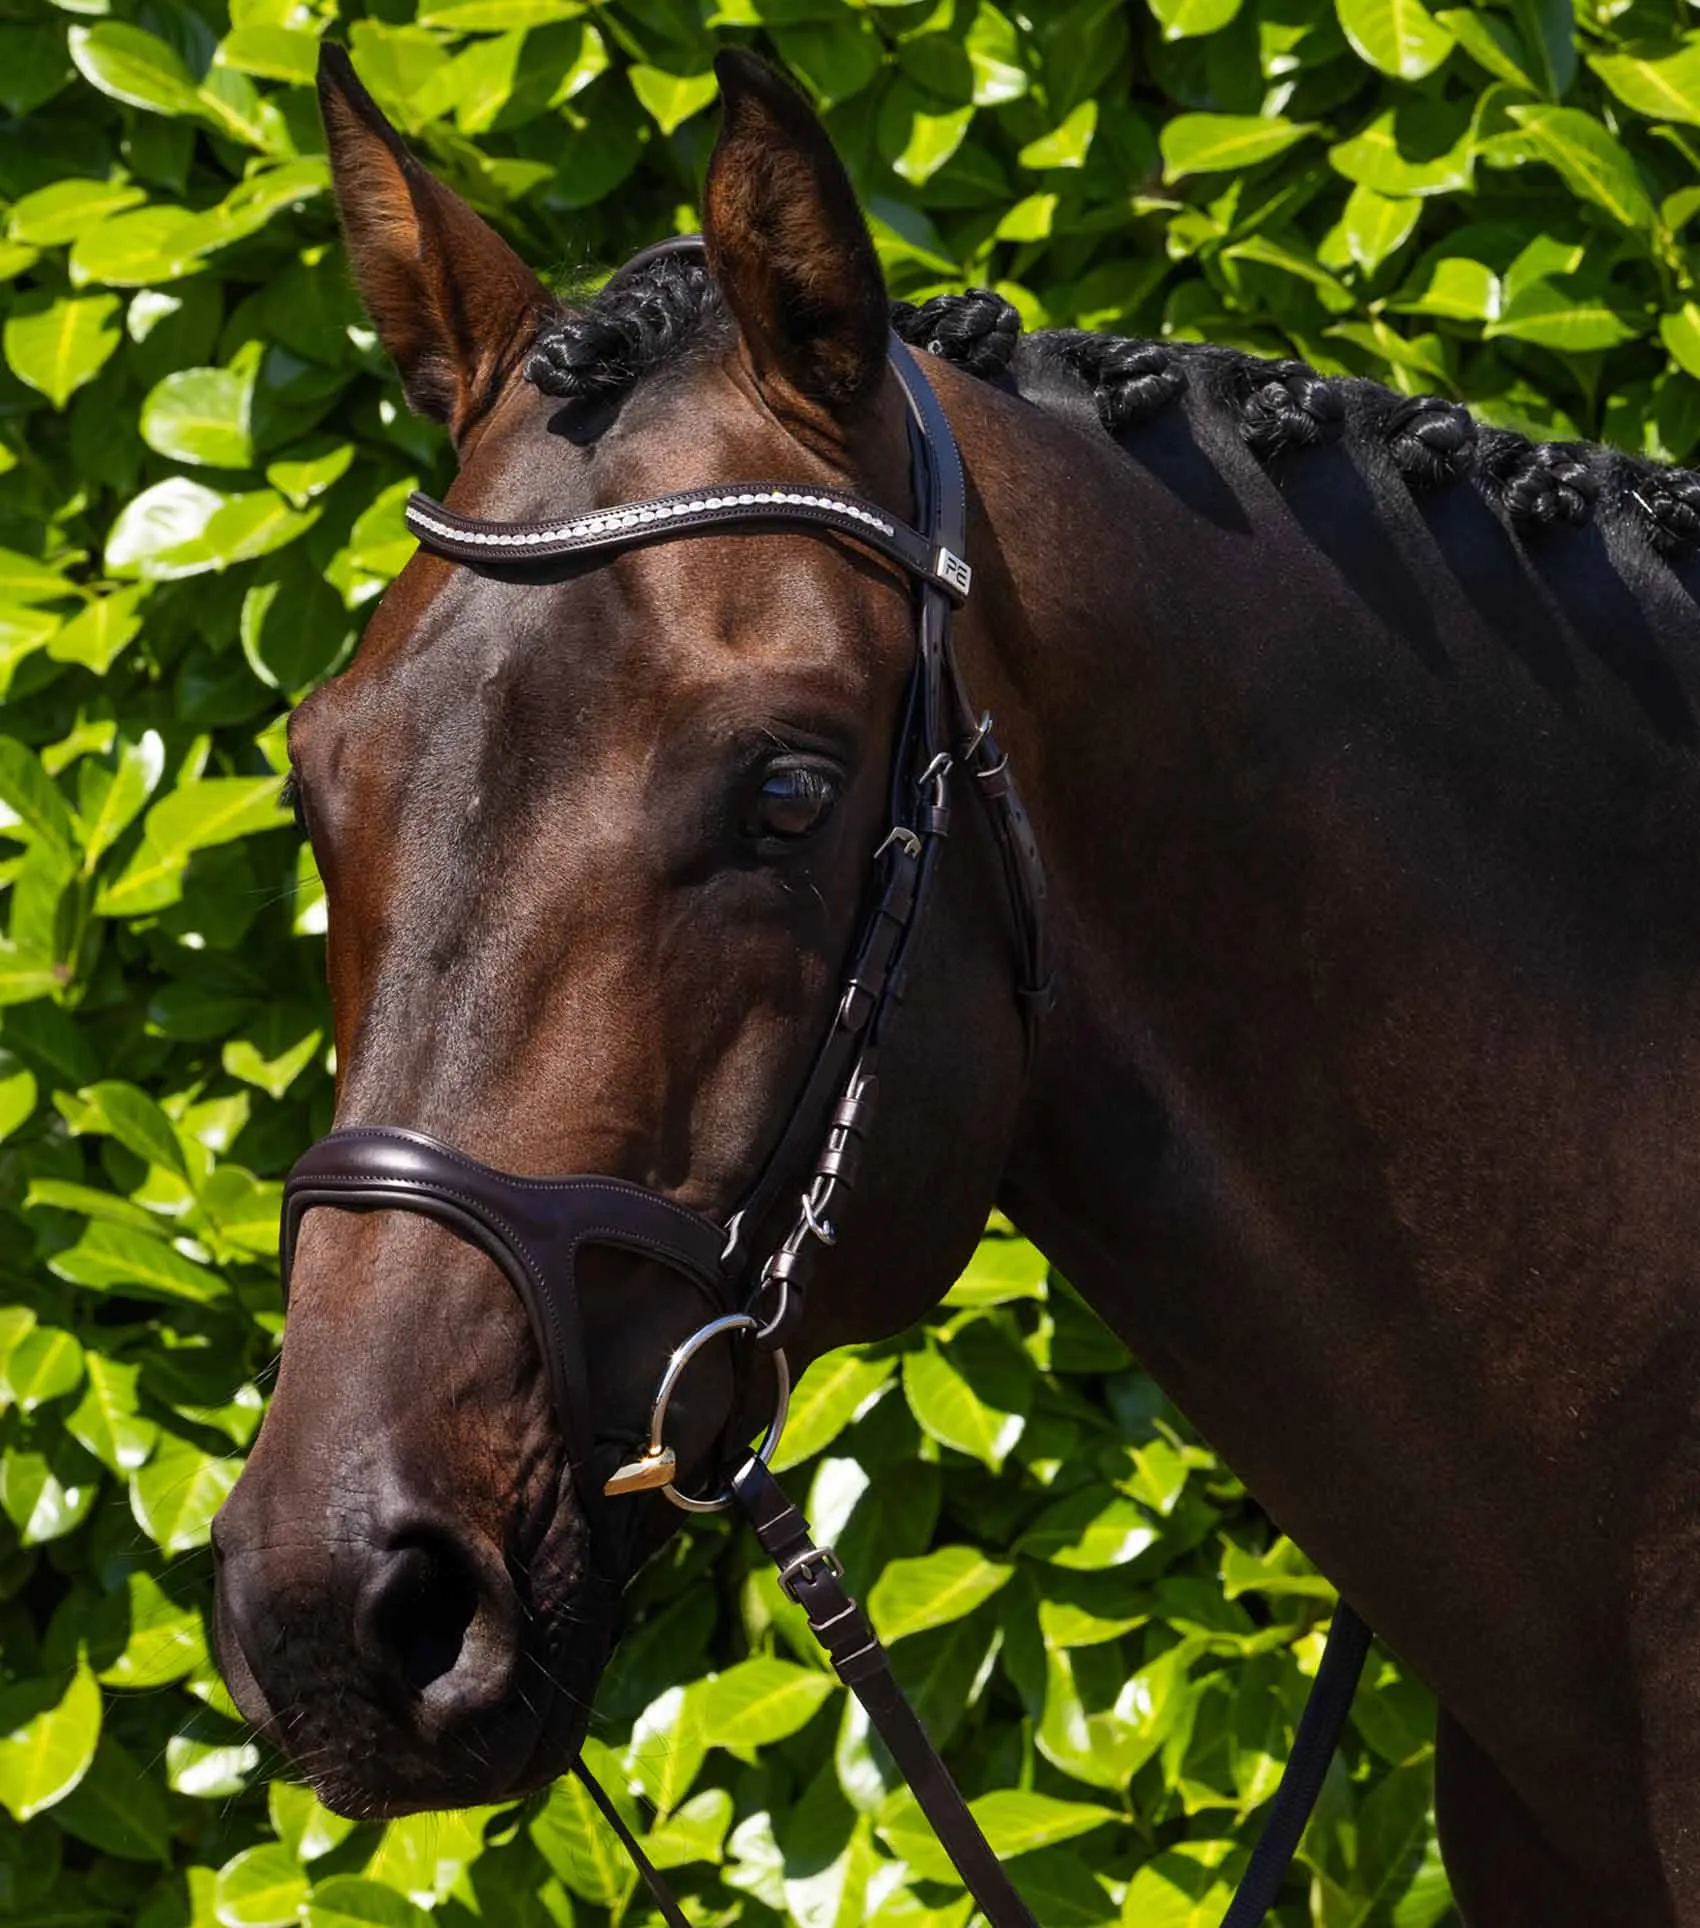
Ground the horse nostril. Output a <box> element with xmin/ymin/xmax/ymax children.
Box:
<box><xmin>361</xmin><ymin>1534</ymin><xmax>484</xmax><ymax>1697</ymax></box>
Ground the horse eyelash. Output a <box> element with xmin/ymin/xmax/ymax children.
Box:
<box><xmin>280</xmin><ymin>771</ymin><xmax>306</xmax><ymax>837</ymax></box>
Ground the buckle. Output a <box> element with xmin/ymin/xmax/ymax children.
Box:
<box><xmin>873</xmin><ymin>825</ymin><xmax>922</xmax><ymax>862</ymax></box>
<box><xmin>778</xmin><ymin>1546</ymin><xmax>844</xmax><ymax>1603</ymax></box>
<box><xmin>933</xmin><ymin>546</ymin><xmax>972</xmax><ymax>601</ymax></box>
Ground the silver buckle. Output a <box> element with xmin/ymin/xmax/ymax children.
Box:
<box><xmin>873</xmin><ymin>825</ymin><xmax>922</xmax><ymax>862</ymax></box>
<box><xmin>933</xmin><ymin>546</ymin><xmax>972</xmax><ymax>600</ymax></box>
<box><xmin>778</xmin><ymin>1546</ymin><xmax>844</xmax><ymax>1603</ymax></box>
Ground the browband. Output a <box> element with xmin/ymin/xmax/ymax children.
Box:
<box><xmin>403</xmin><ymin>483</ymin><xmax>974</xmax><ymax>603</ymax></box>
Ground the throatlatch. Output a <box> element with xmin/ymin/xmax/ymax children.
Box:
<box><xmin>281</xmin><ymin>238</ymin><xmax>1368</xmax><ymax>1928</ymax></box>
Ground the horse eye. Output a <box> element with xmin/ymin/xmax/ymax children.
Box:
<box><xmin>749</xmin><ymin>764</ymin><xmax>838</xmax><ymax>843</ymax></box>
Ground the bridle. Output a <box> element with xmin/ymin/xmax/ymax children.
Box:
<box><xmin>279</xmin><ymin>239</ymin><xmax>1367</xmax><ymax>1928</ymax></box>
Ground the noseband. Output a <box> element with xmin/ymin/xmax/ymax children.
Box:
<box><xmin>279</xmin><ymin>239</ymin><xmax>1366</xmax><ymax>1928</ymax></box>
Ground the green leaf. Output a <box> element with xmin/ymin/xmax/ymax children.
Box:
<box><xmin>1149</xmin><ymin>0</ymin><xmax>1244</xmax><ymax>42</ymax></box>
<box><xmin>628</xmin><ymin>65</ymin><xmax>717</xmax><ymax>134</ymax></box>
<box><xmin>700</xmin><ymin>1658</ymin><xmax>837</xmax><ymax>1749</ymax></box>
<box><xmin>264</xmin><ymin>441</ymin><xmax>354</xmax><ymax>507</ymax></box>
<box><xmin>878</xmin><ymin>1787</ymin><xmax>1117</xmax><ymax>1885</ymax></box>
<box><xmin>868</xmin><ymin>1545</ymin><xmax>1014</xmax><ymax>1642</ymax></box>
<box><xmin>0</xmin><ymin>1664</ymin><xmax>101</xmax><ymax>1821</ymax></box>
<box><xmin>420</xmin><ymin>0</ymin><xmax>583</xmax><ymax>23</ymax></box>
<box><xmin>1391</xmin><ymin>254</ymin><xmax>1501</xmax><ymax>321</ymax></box>
<box><xmin>530</xmin><ymin>1741</ymin><xmax>638</xmax><ymax>1908</ymax></box>
<box><xmin>104</xmin><ymin>477</ymin><xmax>232</xmax><ymax>581</ymax></box>
<box><xmin>68</xmin><ymin>22</ymin><xmax>201</xmax><ymax>116</ymax></box>
<box><xmin>216</xmin><ymin>1843</ymin><xmax>311</xmax><ymax>1927</ymax></box>
<box><xmin>80</xmin><ymin>1079</ymin><xmax>190</xmax><ymax>1176</ymax></box>
<box><xmin>200</xmin><ymin>490</ymin><xmax>317</xmax><ymax>568</ymax></box>
<box><xmin>75</xmin><ymin>729</ymin><xmax>165</xmax><ymax>872</ymax></box>
<box><xmin>1591</xmin><ymin>42</ymin><xmax>1700</xmax><ymax>129</ymax></box>
<box><xmin>96</xmin><ymin>776</ymin><xmax>290</xmax><ymax>916</ymax></box>
<box><xmin>2</xmin><ymin>1326</ymin><xmax>84</xmax><ymax>1414</ymax></box>
<box><xmin>1121</xmin><ymin>1843</ymin><xmax>1239</xmax><ymax>1926</ymax></box>
<box><xmin>1328</xmin><ymin>97</ymin><xmax>1474</xmax><ymax>196</ymax></box>
<box><xmin>0</xmin><ymin>736</ymin><xmax>75</xmax><ymax>859</ymax></box>
<box><xmin>7</xmin><ymin>179</ymin><xmax>149</xmax><ymax>248</ymax></box>
<box><xmin>94</xmin><ymin>1570</ymin><xmax>203</xmax><ymax>1687</ymax></box>
<box><xmin>901</xmin><ymin>1322</ymin><xmax>1033</xmax><ymax>1469</ymax></box>
<box><xmin>1434</xmin><ymin>7</ymin><xmax>1540</xmax><ymax>90</ymax></box>
<box><xmin>0</xmin><ymin>944</ymin><xmax>60</xmax><ymax>1007</ymax></box>
<box><xmin>1485</xmin><ymin>278</ymin><xmax>1642</xmax><ymax>350</ymax></box>
<box><xmin>0</xmin><ymin>550</ymin><xmax>74</xmax><ymax>604</ymax></box>
<box><xmin>1508</xmin><ymin>0</ymin><xmax>1575</xmax><ymax>100</ymax></box>
<box><xmin>943</xmin><ymin>1235</ymin><xmax>1049</xmax><ymax>1308</ymax></box>
<box><xmin>1018</xmin><ymin>1486</ymin><xmax>1159</xmax><ymax>1567</ymax></box>
<box><xmin>1</xmin><ymin>1439</ymin><xmax>99</xmax><ymax>1544</ymax></box>
<box><xmin>1662</xmin><ymin>305</ymin><xmax>1700</xmax><ymax>380</ymax></box>
<box><xmin>269</xmin><ymin>1784</ymin><xmax>357</xmax><ymax>1862</ymax></box>
<box><xmin>302</xmin><ymin>1877</ymin><xmax>433</xmax><ymax>1928</ymax></box>
<box><xmin>1335</xmin><ymin>0</ymin><xmax>1454</xmax><ymax>81</ymax></box>
<box><xmin>1161</xmin><ymin>114</ymin><xmax>1314</xmax><ymax>180</ymax></box>
<box><xmin>216</xmin><ymin>25</ymin><xmax>321</xmax><ymax>85</ymax></box>
<box><xmin>0</xmin><ymin>1066</ymin><xmax>36</xmax><ymax>1143</ymax></box>
<box><xmin>52</xmin><ymin>1735</ymin><xmax>172</xmax><ymax>1861</ymax></box>
<box><xmin>772</xmin><ymin>1351</ymin><xmax>896</xmax><ymax>1470</ymax></box>
<box><xmin>1506</xmin><ymin>105</ymin><xmax>1656</xmax><ymax>233</ymax></box>
<box><xmin>129</xmin><ymin>1432</ymin><xmax>240</xmax><ymax>1552</ymax></box>
<box><xmin>140</xmin><ymin>366</ymin><xmax>254</xmax><ymax>469</ymax></box>
<box><xmin>965</xmin><ymin>2</ymin><xmax>1028</xmax><ymax>102</ymax></box>
<box><xmin>240</xmin><ymin>570</ymin><xmax>352</xmax><ymax>697</ymax></box>
<box><xmin>884</xmin><ymin>94</ymin><xmax>978</xmax><ymax>184</ymax></box>
<box><xmin>3</xmin><ymin>291</ymin><xmax>123</xmax><ymax>410</ymax></box>
<box><xmin>49</xmin><ymin>587</ymin><xmax>146</xmax><ymax>675</ymax></box>
<box><xmin>50</xmin><ymin>1221</ymin><xmax>225</xmax><ymax>1305</ymax></box>
<box><xmin>649</xmin><ymin>1785</ymin><xmax>735</xmax><ymax>1868</ymax></box>
<box><xmin>1342</xmin><ymin>181</ymin><xmax>1421</xmax><ymax>273</ymax></box>
<box><xmin>1019</xmin><ymin>99</ymin><xmax>1096</xmax><ymax>169</ymax></box>
<box><xmin>70</xmin><ymin>206</ymin><xmax>207</xmax><ymax>288</ymax></box>
<box><xmin>624</xmin><ymin>1683</ymin><xmax>707</xmax><ymax>1819</ymax></box>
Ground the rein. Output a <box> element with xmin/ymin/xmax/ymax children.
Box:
<box><xmin>279</xmin><ymin>242</ymin><xmax>1369</xmax><ymax>1925</ymax></box>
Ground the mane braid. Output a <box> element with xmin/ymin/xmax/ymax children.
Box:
<box><xmin>523</xmin><ymin>267</ymin><xmax>1700</xmax><ymax>563</ymax></box>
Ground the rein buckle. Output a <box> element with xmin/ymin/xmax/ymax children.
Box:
<box><xmin>778</xmin><ymin>1545</ymin><xmax>844</xmax><ymax>1604</ymax></box>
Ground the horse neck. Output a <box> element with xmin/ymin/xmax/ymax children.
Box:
<box><xmin>967</xmin><ymin>367</ymin><xmax>1697</xmax><ymax>1629</ymax></box>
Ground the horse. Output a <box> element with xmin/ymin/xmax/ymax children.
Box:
<box><xmin>211</xmin><ymin>42</ymin><xmax>1700</xmax><ymax>1925</ymax></box>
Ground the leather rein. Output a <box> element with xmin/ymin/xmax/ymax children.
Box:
<box><xmin>279</xmin><ymin>239</ymin><xmax>1369</xmax><ymax>1926</ymax></box>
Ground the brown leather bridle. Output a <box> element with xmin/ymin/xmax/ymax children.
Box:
<box><xmin>278</xmin><ymin>241</ymin><xmax>1366</xmax><ymax>1928</ymax></box>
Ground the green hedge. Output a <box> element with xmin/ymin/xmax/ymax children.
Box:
<box><xmin>0</xmin><ymin>0</ymin><xmax>1691</xmax><ymax>1919</ymax></box>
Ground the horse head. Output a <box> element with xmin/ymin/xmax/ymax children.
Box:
<box><xmin>211</xmin><ymin>46</ymin><xmax>1036</xmax><ymax>1816</ymax></box>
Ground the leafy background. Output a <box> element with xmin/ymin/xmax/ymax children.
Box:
<box><xmin>0</xmin><ymin>0</ymin><xmax>1693</xmax><ymax>1917</ymax></box>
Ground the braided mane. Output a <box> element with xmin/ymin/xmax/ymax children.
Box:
<box><xmin>524</xmin><ymin>255</ymin><xmax>1700</xmax><ymax>562</ymax></box>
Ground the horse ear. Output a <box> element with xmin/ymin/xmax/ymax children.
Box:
<box><xmin>316</xmin><ymin>43</ymin><xmax>552</xmax><ymax>445</ymax></box>
<box><xmin>703</xmin><ymin>50</ymin><xmax>888</xmax><ymax>417</ymax></box>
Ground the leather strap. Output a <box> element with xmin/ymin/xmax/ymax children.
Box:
<box><xmin>403</xmin><ymin>483</ymin><xmax>971</xmax><ymax>605</ymax></box>
<box><xmin>1218</xmin><ymin>1602</ymin><xmax>1373</xmax><ymax>1927</ymax></box>
<box><xmin>571</xmin><ymin>1759</ymin><xmax>692</xmax><ymax>1928</ymax></box>
<box><xmin>731</xmin><ymin>1457</ymin><xmax>1041</xmax><ymax>1927</ymax></box>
